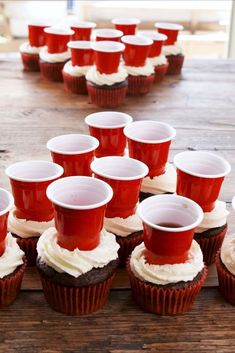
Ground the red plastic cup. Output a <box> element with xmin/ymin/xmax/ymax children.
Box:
<box><xmin>112</xmin><ymin>18</ymin><xmax>140</xmax><ymax>36</ymax></box>
<box><xmin>85</xmin><ymin>111</ymin><xmax>133</xmax><ymax>157</ymax></box>
<box><xmin>121</xmin><ymin>35</ymin><xmax>153</xmax><ymax>67</ymax></box>
<box><xmin>44</xmin><ymin>27</ymin><xmax>74</xmax><ymax>54</ymax></box>
<box><xmin>67</xmin><ymin>41</ymin><xmax>94</xmax><ymax>66</ymax></box>
<box><xmin>174</xmin><ymin>151</ymin><xmax>231</xmax><ymax>213</ymax></box>
<box><xmin>140</xmin><ymin>32</ymin><xmax>167</xmax><ymax>57</ymax></box>
<box><xmin>46</xmin><ymin>176</ymin><xmax>113</xmax><ymax>251</ymax></box>
<box><xmin>95</xmin><ymin>29</ymin><xmax>123</xmax><ymax>42</ymax></box>
<box><xmin>47</xmin><ymin>134</ymin><xmax>99</xmax><ymax>177</ymax></box>
<box><xmin>91</xmin><ymin>156</ymin><xmax>148</xmax><ymax>218</ymax></box>
<box><xmin>0</xmin><ymin>188</ymin><xmax>14</xmax><ymax>256</ymax></box>
<box><xmin>155</xmin><ymin>23</ymin><xmax>183</xmax><ymax>45</ymax></box>
<box><xmin>138</xmin><ymin>194</ymin><xmax>203</xmax><ymax>265</ymax></box>
<box><xmin>71</xmin><ymin>21</ymin><xmax>96</xmax><ymax>41</ymax></box>
<box><xmin>6</xmin><ymin>161</ymin><xmax>63</xmax><ymax>222</ymax></box>
<box><xmin>124</xmin><ymin>121</ymin><xmax>176</xmax><ymax>178</ymax></box>
<box><xmin>91</xmin><ymin>41</ymin><xmax>125</xmax><ymax>74</ymax></box>
<box><xmin>28</xmin><ymin>22</ymin><xmax>49</xmax><ymax>47</ymax></box>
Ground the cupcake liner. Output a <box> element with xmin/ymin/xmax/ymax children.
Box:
<box><xmin>216</xmin><ymin>251</ymin><xmax>235</xmax><ymax>305</ymax></box>
<box><xmin>21</xmin><ymin>52</ymin><xmax>40</xmax><ymax>72</ymax></box>
<box><xmin>194</xmin><ymin>226</ymin><xmax>227</xmax><ymax>266</ymax></box>
<box><xmin>0</xmin><ymin>257</ymin><xmax>27</xmax><ymax>307</ymax></box>
<box><xmin>63</xmin><ymin>72</ymin><xmax>88</xmax><ymax>95</ymax></box>
<box><xmin>39</xmin><ymin>60</ymin><xmax>67</xmax><ymax>82</ymax></box>
<box><xmin>38</xmin><ymin>269</ymin><xmax>116</xmax><ymax>315</ymax></box>
<box><xmin>87</xmin><ymin>82</ymin><xmax>127</xmax><ymax>108</ymax></box>
<box><xmin>127</xmin><ymin>74</ymin><xmax>155</xmax><ymax>96</ymax></box>
<box><xmin>166</xmin><ymin>55</ymin><xmax>184</xmax><ymax>75</ymax></box>
<box><xmin>15</xmin><ymin>236</ymin><xmax>38</xmax><ymax>267</ymax></box>
<box><xmin>127</xmin><ymin>259</ymin><xmax>207</xmax><ymax>315</ymax></box>
<box><xmin>154</xmin><ymin>63</ymin><xmax>169</xmax><ymax>83</ymax></box>
<box><xmin>116</xmin><ymin>232</ymin><xmax>143</xmax><ymax>268</ymax></box>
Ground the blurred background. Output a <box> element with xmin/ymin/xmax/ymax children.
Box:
<box><xmin>0</xmin><ymin>0</ymin><xmax>235</xmax><ymax>58</ymax></box>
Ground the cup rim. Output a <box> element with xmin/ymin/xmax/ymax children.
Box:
<box><xmin>85</xmin><ymin>111</ymin><xmax>133</xmax><ymax>129</ymax></box>
<box><xmin>121</xmin><ymin>35</ymin><xmax>153</xmax><ymax>46</ymax></box>
<box><xmin>5</xmin><ymin>160</ymin><xmax>64</xmax><ymax>183</ymax></box>
<box><xmin>95</xmin><ymin>28</ymin><xmax>124</xmax><ymax>38</ymax></box>
<box><xmin>71</xmin><ymin>21</ymin><xmax>96</xmax><ymax>29</ymax></box>
<box><xmin>47</xmin><ymin>134</ymin><xmax>99</xmax><ymax>155</ymax></box>
<box><xmin>67</xmin><ymin>40</ymin><xmax>92</xmax><ymax>49</ymax></box>
<box><xmin>0</xmin><ymin>188</ymin><xmax>14</xmax><ymax>216</ymax></box>
<box><xmin>154</xmin><ymin>22</ymin><xmax>184</xmax><ymax>31</ymax></box>
<box><xmin>139</xmin><ymin>31</ymin><xmax>167</xmax><ymax>42</ymax></box>
<box><xmin>91</xmin><ymin>40</ymin><xmax>125</xmax><ymax>53</ymax></box>
<box><xmin>28</xmin><ymin>22</ymin><xmax>50</xmax><ymax>28</ymax></box>
<box><xmin>112</xmin><ymin>18</ymin><xmax>141</xmax><ymax>25</ymax></box>
<box><xmin>123</xmin><ymin>120</ymin><xmax>176</xmax><ymax>144</ymax></box>
<box><xmin>46</xmin><ymin>176</ymin><xmax>113</xmax><ymax>210</ymax></box>
<box><xmin>174</xmin><ymin>151</ymin><xmax>231</xmax><ymax>179</ymax></box>
<box><xmin>44</xmin><ymin>27</ymin><xmax>74</xmax><ymax>36</ymax></box>
<box><xmin>138</xmin><ymin>194</ymin><xmax>203</xmax><ymax>233</ymax></box>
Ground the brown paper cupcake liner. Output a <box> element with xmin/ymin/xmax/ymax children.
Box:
<box><xmin>154</xmin><ymin>63</ymin><xmax>169</xmax><ymax>83</ymax></box>
<box><xmin>127</xmin><ymin>74</ymin><xmax>155</xmax><ymax>96</ymax></box>
<box><xmin>21</xmin><ymin>52</ymin><xmax>40</xmax><ymax>72</ymax></box>
<box><xmin>216</xmin><ymin>251</ymin><xmax>235</xmax><ymax>305</ymax></box>
<box><xmin>39</xmin><ymin>60</ymin><xmax>67</xmax><ymax>82</ymax></box>
<box><xmin>15</xmin><ymin>236</ymin><xmax>38</xmax><ymax>267</ymax></box>
<box><xmin>166</xmin><ymin>55</ymin><xmax>185</xmax><ymax>75</ymax></box>
<box><xmin>116</xmin><ymin>232</ymin><xmax>143</xmax><ymax>268</ymax></box>
<box><xmin>87</xmin><ymin>82</ymin><xmax>127</xmax><ymax>108</ymax></box>
<box><xmin>127</xmin><ymin>259</ymin><xmax>207</xmax><ymax>315</ymax></box>
<box><xmin>63</xmin><ymin>71</ymin><xmax>88</xmax><ymax>94</ymax></box>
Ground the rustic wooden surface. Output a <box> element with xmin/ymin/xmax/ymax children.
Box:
<box><xmin>1</xmin><ymin>55</ymin><xmax>235</xmax><ymax>352</ymax></box>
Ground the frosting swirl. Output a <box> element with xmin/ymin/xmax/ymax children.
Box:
<box><xmin>162</xmin><ymin>43</ymin><xmax>183</xmax><ymax>56</ymax></box>
<box><xmin>221</xmin><ymin>235</ymin><xmax>235</xmax><ymax>276</ymax></box>
<box><xmin>195</xmin><ymin>201</ymin><xmax>229</xmax><ymax>233</ymax></box>
<box><xmin>0</xmin><ymin>233</ymin><xmax>24</xmax><ymax>278</ymax></box>
<box><xmin>39</xmin><ymin>47</ymin><xmax>70</xmax><ymax>63</ymax></box>
<box><xmin>130</xmin><ymin>240</ymin><xmax>204</xmax><ymax>285</ymax></box>
<box><xmin>104</xmin><ymin>213</ymin><xmax>143</xmax><ymax>237</ymax></box>
<box><xmin>148</xmin><ymin>55</ymin><xmax>167</xmax><ymax>67</ymax></box>
<box><xmin>20</xmin><ymin>42</ymin><xmax>44</xmax><ymax>54</ymax></box>
<box><xmin>86</xmin><ymin>66</ymin><xmax>127</xmax><ymax>86</ymax></box>
<box><xmin>37</xmin><ymin>227</ymin><xmax>120</xmax><ymax>278</ymax></box>
<box><xmin>125</xmin><ymin>62</ymin><xmax>154</xmax><ymax>77</ymax></box>
<box><xmin>141</xmin><ymin>163</ymin><xmax>176</xmax><ymax>194</ymax></box>
<box><xmin>63</xmin><ymin>60</ymin><xmax>92</xmax><ymax>77</ymax></box>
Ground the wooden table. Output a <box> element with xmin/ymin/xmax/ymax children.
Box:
<box><xmin>1</xmin><ymin>55</ymin><xmax>235</xmax><ymax>353</ymax></box>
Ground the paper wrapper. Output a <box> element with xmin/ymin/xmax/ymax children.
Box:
<box><xmin>116</xmin><ymin>232</ymin><xmax>143</xmax><ymax>268</ymax></box>
<box><xmin>0</xmin><ymin>257</ymin><xmax>27</xmax><ymax>307</ymax></box>
<box><xmin>166</xmin><ymin>55</ymin><xmax>184</xmax><ymax>75</ymax></box>
<box><xmin>87</xmin><ymin>82</ymin><xmax>127</xmax><ymax>108</ymax></box>
<box><xmin>127</xmin><ymin>74</ymin><xmax>155</xmax><ymax>96</ymax></box>
<box><xmin>216</xmin><ymin>252</ymin><xmax>235</xmax><ymax>305</ymax></box>
<box><xmin>21</xmin><ymin>52</ymin><xmax>40</xmax><ymax>72</ymax></box>
<box><xmin>63</xmin><ymin>72</ymin><xmax>88</xmax><ymax>95</ymax></box>
<box><xmin>195</xmin><ymin>226</ymin><xmax>227</xmax><ymax>266</ymax></box>
<box><xmin>38</xmin><ymin>269</ymin><xmax>116</xmax><ymax>315</ymax></box>
<box><xmin>39</xmin><ymin>60</ymin><xmax>66</xmax><ymax>82</ymax></box>
<box><xmin>127</xmin><ymin>259</ymin><xmax>207</xmax><ymax>315</ymax></box>
<box><xmin>16</xmin><ymin>236</ymin><xmax>38</xmax><ymax>267</ymax></box>
<box><xmin>154</xmin><ymin>63</ymin><xmax>169</xmax><ymax>83</ymax></box>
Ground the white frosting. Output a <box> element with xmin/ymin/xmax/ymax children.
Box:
<box><xmin>195</xmin><ymin>201</ymin><xmax>228</xmax><ymax>233</ymax></box>
<box><xmin>39</xmin><ymin>47</ymin><xmax>70</xmax><ymax>63</ymax></box>
<box><xmin>86</xmin><ymin>66</ymin><xmax>127</xmax><ymax>86</ymax></box>
<box><xmin>125</xmin><ymin>62</ymin><xmax>154</xmax><ymax>77</ymax></box>
<box><xmin>141</xmin><ymin>163</ymin><xmax>176</xmax><ymax>194</ymax></box>
<box><xmin>148</xmin><ymin>54</ymin><xmax>167</xmax><ymax>67</ymax></box>
<box><xmin>63</xmin><ymin>60</ymin><xmax>92</xmax><ymax>77</ymax></box>
<box><xmin>130</xmin><ymin>240</ymin><xmax>204</xmax><ymax>285</ymax></box>
<box><xmin>104</xmin><ymin>213</ymin><xmax>143</xmax><ymax>237</ymax></box>
<box><xmin>162</xmin><ymin>43</ymin><xmax>183</xmax><ymax>56</ymax></box>
<box><xmin>221</xmin><ymin>235</ymin><xmax>235</xmax><ymax>276</ymax></box>
<box><xmin>8</xmin><ymin>209</ymin><xmax>54</xmax><ymax>239</ymax></box>
<box><xmin>37</xmin><ymin>227</ymin><xmax>120</xmax><ymax>278</ymax></box>
<box><xmin>0</xmin><ymin>233</ymin><xmax>24</xmax><ymax>279</ymax></box>
<box><xmin>20</xmin><ymin>42</ymin><xmax>44</xmax><ymax>54</ymax></box>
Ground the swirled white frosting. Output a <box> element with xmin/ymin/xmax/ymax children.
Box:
<box><xmin>221</xmin><ymin>235</ymin><xmax>235</xmax><ymax>276</ymax></box>
<box><xmin>20</xmin><ymin>42</ymin><xmax>44</xmax><ymax>54</ymax></box>
<box><xmin>195</xmin><ymin>201</ymin><xmax>229</xmax><ymax>233</ymax></box>
<box><xmin>104</xmin><ymin>213</ymin><xmax>143</xmax><ymax>237</ymax></box>
<box><xmin>130</xmin><ymin>240</ymin><xmax>204</xmax><ymax>285</ymax></box>
<box><xmin>148</xmin><ymin>54</ymin><xmax>167</xmax><ymax>67</ymax></box>
<box><xmin>37</xmin><ymin>227</ymin><xmax>120</xmax><ymax>278</ymax></box>
<box><xmin>0</xmin><ymin>233</ymin><xmax>24</xmax><ymax>279</ymax></box>
<box><xmin>86</xmin><ymin>66</ymin><xmax>127</xmax><ymax>86</ymax></box>
<box><xmin>141</xmin><ymin>163</ymin><xmax>176</xmax><ymax>194</ymax></box>
<box><xmin>125</xmin><ymin>62</ymin><xmax>154</xmax><ymax>77</ymax></box>
<box><xmin>162</xmin><ymin>43</ymin><xmax>183</xmax><ymax>56</ymax></box>
<box><xmin>8</xmin><ymin>209</ymin><xmax>54</xmax><ymax>239</ymax></box>
<box><xmin>39</xmin><ymin>47</ymin><xmax>70</xmax><ymax>63</ymax></box>
<box><xmin>63</xmin><ymin>60</ymin><xmax>92</xmax><ymax>77</ymax></box>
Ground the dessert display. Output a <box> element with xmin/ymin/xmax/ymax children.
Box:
<box><xmin>95</xmin><ymin>29</ymin><xmax>124</xmax><ymax>42</ymax></box>
<box><xmin>70</xmin><ymin>21</ymin><xmax>96</xmax><ymax>41</ymax></box>
<box><xmin>112</xmin><ymin>18</ymin><xmax>141</xmax><ymax>35</ymax></box>
<box><xmin>124</xmin><ymin>120</ymin><xmax>176</xmax><ymax>201</ymax></box>
<box><xmin>91</xmin><ymin>156</ymin><xmax>148</xmax><ymax>266</ymax></box>
<box><xmin>6</xmin><ymin>161</ymin><xmax>63</xmax><ymax>266</ymax></box>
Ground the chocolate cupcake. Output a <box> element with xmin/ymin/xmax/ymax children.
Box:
<box><xmin>20</xmin><ymin>43</ymin><xmax>42</xmax><ymax>72</ymax></box>
<box><xmin>148</xmin><ymin>55</ymin><xmax>169</xmax><ymax>83</ymax></box>
<box><xmin>162</xmin><ymin>44</ymin><xmax>184</xmax><ymax>75</ymax></box>
<box><xmin>39</xmin><ymin>47</ymin><xmax>70</xmax><ymax>82</ymax></box>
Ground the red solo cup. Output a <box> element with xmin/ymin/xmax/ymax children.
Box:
<box><xmin>121</xmin><ymin>35</ymin><xmax>153</xmax><ymax>67</ymax></box>
<box><xmin>138</xmin><ymin>194</ymin><xmax>203</xmax><ymax>265</ymax></box>
<box><xmin>91</xmin><ymin>156</ymin><xmax>148</xmax><ymax>218</ymax></box>
<box><xmin>46</xmin><ymin>176</ymin><xmax>113</xmax><ymax>251</ymax></box>
<box><xmin>112</xmin><ymin>18</ymin><xmax>140</xmax><ymax>36</ymax></box>
<box><xmin>71</xmin><ymin>21</ymin><xmax>96</xmax><ymax>41</ymax></box>
<box><xmin>95</xmin><ymin>29</ymin><xmax>123</xmax><ymax>42</ymax></box>
<box><xmin>47</xmin><ymin>134</ymin><xmax>99</xmax><ymax>177</ymax></box>
<box><xmin>6</xmin><ymin>161</ymin><xmax>63</xmax><ymax>222</ymax></box>
<box><xmin>44</xmin><ymin>27</ymin><xmax>74</xmax><ymax>54</ymax></box>
<box><xmin>85</xmin><ymin>111</ymin><xmax>133</xmax><ymax>157</ymax></box>
<box><xmin>140</xmin><ymin>32</ymin><xmax>167</xmax><ymax>57</ymax></box>
<box><xmin>0</xmin><ymin>188</ymin><xmax>14</xmax><ymax>256</ymax></box>
<box><xmin>124</xmin><ymin>121</ymin><xmax>176</xmax><ymax>178</ymax></box>
<box><xmin>155</xmin><ymin>23</ymin><xmax>183</xmax><ymax>45</ymax></box>
<box><xmin>67</xmin><ymin>41</ymin><xmax>94</xmax><ymax>66</ymax></box>
<box><xmin>174</xmin><ymin>151</ymin><xmax>231</xmax><ymax>213</ymax></box>
<box><xmin>28</xmin><ymin>22</ymin><xmax>49</xmax><ymax>47</ymax></box>
<box><xmin>91</xmin><ymin>41</ymin><xmax>125</xmax><ymax>74</ymax></box>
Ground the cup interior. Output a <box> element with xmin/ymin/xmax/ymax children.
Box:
<box><xmin>47</xmin><ymin>134</ymin><xmax>99</xmax><ymax>155</ymax></box>
<box><xmin>68</xmin><ymin>41</ymin><xmax>92</xmax><ymax>49</ymax></box>
<box><xmin>96</xmin><ymin>29</ymin><xmax>123</xmax><ymax>38</ymax></box>
<box><xmin>71</xmin><ymin>21</ymin><xmax>96</xmax><ymax>29</ymax></box>
<box><xmin>155</xmin><ymin>22</ymin><xmax>184</xmax><ymax>31</ymax></box>
<box><xmin>44</xmin><ymin>27</ymin><xmax>74</xmax><ymax>36</ymax></box>
<box><xmin>139</xmin><ymin>31</ymin><xmax>167</xmax><ymax>42</ymax></box>
<box><xmin>122</xmin><ymin>35</ymin><xmax>153</xmax><ymax>46</ymax></box>
<box><xmin>0</xmin><ymin>188</ymin><xmax>14</xmax><ymax>216</ymax></box>
<box><xmin>85</xmin><ymin>111</ymin><xmax>133</xmax><ymax>129</ymax></box>
<box><xmin>91</xmin><ymin>40</ymin><xmax>125</xmax><ymax>52</ymax></box>
<box><xmin>112</xmin><ymin>18</ymin><xmax>140</xmax><ymax>25</ymax></box>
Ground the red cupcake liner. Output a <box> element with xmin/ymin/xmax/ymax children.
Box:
<box><xmin>39</xmin><ymin>60</ymin><xmax>66</xmax><ymax>82</ymax></box>
<box><xmin>216</xmin><ymin>251</ymin><xmax>235</xmax><ymax>305</ymax></box>
<box><xmin>195</xmin><ymin>226</ymin><xmax>227</xmax><ymax>266</ymax></box>
<box><xmin>87</xmin><ymin>82</ymin><xmax>127</xmax><ymax>108</ymax></box>
<box><xmin>38</xmin><ymin>270</ymin><xmax>116</xmax><ymax>315</ymax></box>
<box><xmin>127</xmin><ymin>259</ymin><xmax>207</xmax><ymax>315</ymax></box>
<box><xmin>63</xmin><ymin>71</ymin><xmax>88</xmax><ymax>95</ymax></box>
<box><xmin>21</xmin><ymin>52</ymin><xmax>40</xmax><ymax>72</ymax></box>
<box><xmin>16</xmin><ymin>236</ymin><xmax>38</xmax><ymax>267</ymax></box>
<box><xmin>154</xmin><ymin>63</ymin><xmax>169</xmax><ymax>83</ymax></box>
<box><xmin>116</xmin><ymin>232</ymin><xmax>143</xmax><ymax>268</ymax></box>
<box><xmin>166</xmin><ymin>55</ymin><xmax>184</xmax><ymax>75</ymax></box>
<box><xmin>0</xmin><ymin>257</ymin><xmax>27</xmax><ymax>307</ymax></box>
<box><xmin>127</xmin><ymin>74</ymin><xmax>155</xmax><ymax>96</ymax></box>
